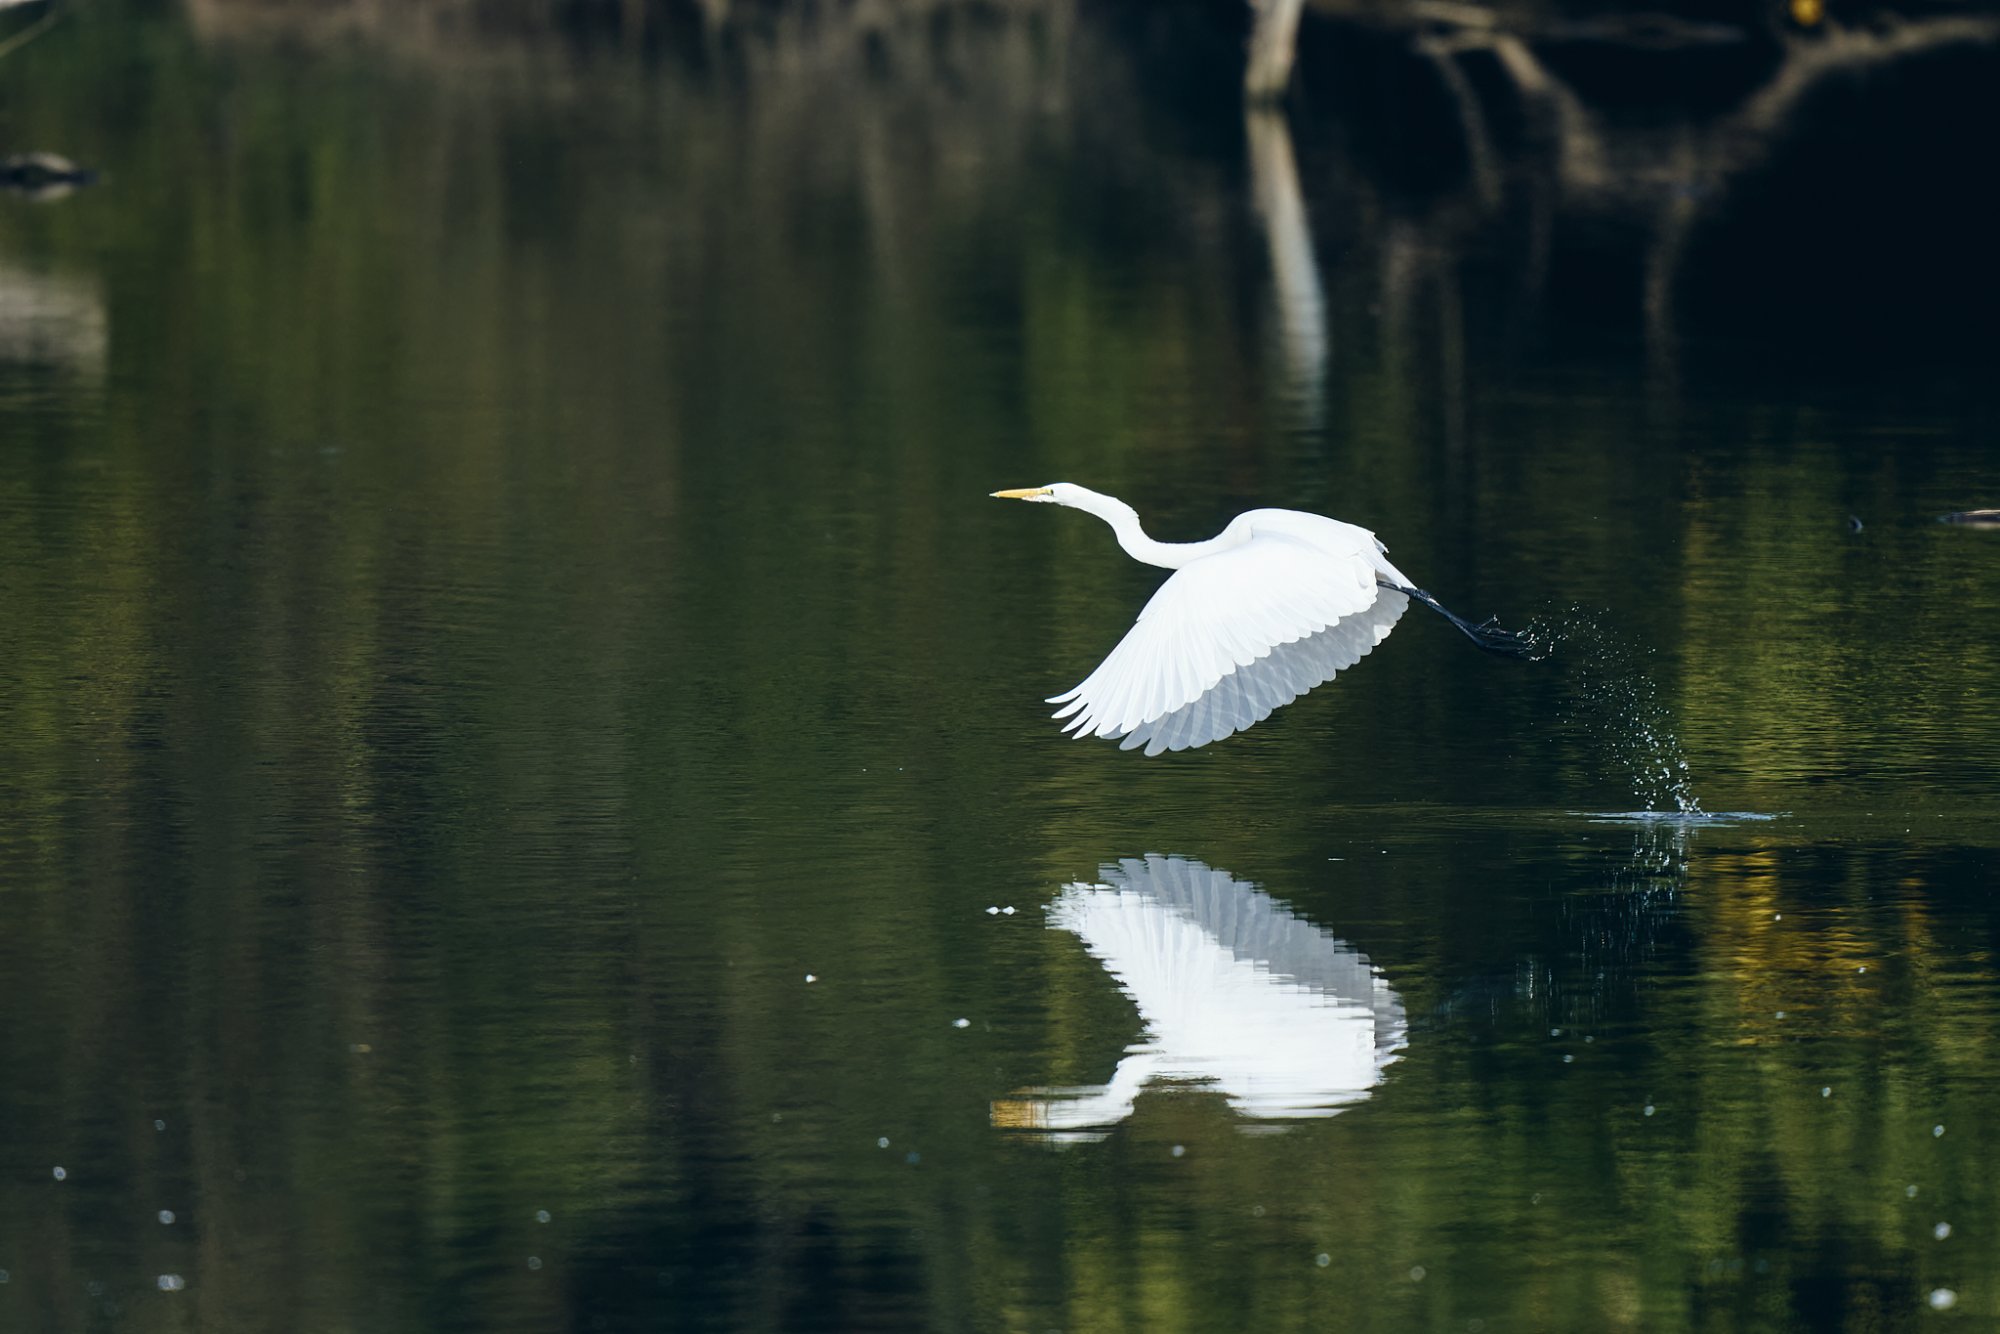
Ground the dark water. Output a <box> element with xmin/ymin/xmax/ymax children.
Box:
<box><xmin>4</xmin><ymin>6</ymin><xmax>2000</xmax><ymax>1330</ymax></box>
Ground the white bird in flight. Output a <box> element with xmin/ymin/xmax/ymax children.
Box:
<box><xmin>992</xmin><ymin>483</ymin><xmax>1532</xmax><ymax>754</ymax></box>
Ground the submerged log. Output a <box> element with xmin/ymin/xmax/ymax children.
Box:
<box><xmin>0</xmin><ymin>152</ymin><xmax>98</xmax><ymax>200</ymax></box>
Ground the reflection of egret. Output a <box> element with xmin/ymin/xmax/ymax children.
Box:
<box><xmin>993</xmin><ymin>856</ymin><xmax>1406</xmax><ymax>1137</ymax></box>
<box><xmin>991</xmin><ymin>484</ymin><xmax>1531</xmax><ymax>754</ymax></box>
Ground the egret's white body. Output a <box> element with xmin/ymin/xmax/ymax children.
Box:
<box><xmin>992</xmin><ymin>483</ymin><xmax>1520</xmax><ymax>755</ymax></box>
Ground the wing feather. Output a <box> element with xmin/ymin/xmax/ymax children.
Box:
<box><xmin>1049</xmin><ymin>533</ymin><xmax>1405</xmax><ymax>751</ymax></box>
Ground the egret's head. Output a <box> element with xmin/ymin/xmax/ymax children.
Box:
<box><xmin>990</xmin><ymin>483</ymin><xmax>1077</xmax><ymax>505</ymax></box>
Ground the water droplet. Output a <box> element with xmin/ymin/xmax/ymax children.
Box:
<box><xmin>952</xmin><ymin>1018</ymin><xmax>970</xmax><ymax>1029</ymax></box>
<box><xmin>1930</xmin><ymin>1289</ymin><xmax>1957</xmax><ymax>1311</ymax></box>
<box><xmin>1562</xmin><ymin>1054</ymin><xmax>1573</xmax><ymax>1064</ymax></box>
<box><xmin>158</xmin><ymin>1210</ymin><xmax>175</xmax><ymax>1225</ymax></box>
<box><xmin>527</xmin><ymin>1256</ymin><xmax>542</xmax><ymax>1271</ymax></box>
<box><xmin>1002</xmin><ymin>907</ymin><xmax>1017</xmax><ymax>915</ymax></box>
<box><xmin>536</xmin><ymin>1210</ymin><xmax>551</xmax><ymax>1224</ymax></box>
<box><xmin>1550</xmin><ymin>1029</ymin><xmax>1561</xmax><ymax>1038</ymax></box>
<box><xmin>877</xmin><ymin>1137</ymin><xmax>890</xmax><ymax>1149</ymax></box>
<box><xmin>1546</xmin><ymin>612</ymin><xmax>1704</xmax><ymax>812</ymax></box>
<box><xmin>52</xmin><ymin>1166</ymin><xmax>65</xmax><ymax>1181</ymax></box>
<box><xmin>1857</xmin><ymin>966</ymin><xmax>1866</xmax><ymax>974</ymax></box>
<box><xmin>804</xmin><ymin>974</ymin><xmax>816</xmax><ymax>983</ymax></box>
<box><xmin>1775</xmin><ymin>1011</ymin><xmax>1786</xmax><ymax>1019</ymax></box>
<box><xmin>1251</xmin><ymin>1205</ymin><xmax>1265</xmax><ymax>1217</ymax></box>
<box><xmin>1644</xmin><ymin>1105</ymin><xmax>1656</xmax><ymax>1117</ymax></box>
<box><xmin>1170</xmin><ymin>1145</ymin><xmax>1185</xmax><ymax>1159</ymax></box>
<box><xmin>1774</xmin><ymin>914</ymin><xmax>1781</xmax><ymax>921</ymax></box>
<box><xmin>1934</xmin><ymin>1222</ymin><xmax>1951</xmax><ymax>1241</ymax></box>
<box><xmin>1315</xmin><ymin>1253</ymin><xmax>1330</xmax><ymax>1268</ymax></box>
<box><xmin>153</xmin><ymin>1120</ymin><xmax>166</xmax><ymax>1132</ymax></box>
<box><xmin>986</xmin><ymin>907</ymin><xmax>1000</xmax><ymax>915</ymax></box>
<box><xmin>1822</xmin><ymin>1087</ymin><xmax>1832</xmax><ymax>1098</ymax></box>
<box><xmin>1907</xmin><ymin>1185</ymin><xmax>1919</xmax><ymax>1198</ymax></box>
<box><xmin>156</xmin><ymin>1275</ymin><xmax>185</xmax><ymax>1292</ymax></box>
<box><xmin>1935</xmin><ymin>1124</ymin><xmax>1946</xmax><ymax>1137</ymax></box>
<box><xmin>1409</xmin><ymin>1265</ymin><xmax>1428</xmax><ymax>1283</ymax></box>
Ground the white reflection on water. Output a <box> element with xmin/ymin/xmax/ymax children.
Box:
<box><xmin>0</xmin><ymin>260</ymin><xmax>106</xmax><ymax>381</ymax></box>
<box><xmin>994</xmin><ymin>855</ymin><xmax>1406</xmax><ymax>1139</ymax></box>
<box><xmin>1247</xmin><ymin>108</ymin><xmax>1328</xmax><ymax>429</ymax></box>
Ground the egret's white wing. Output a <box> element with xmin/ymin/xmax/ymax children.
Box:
<box><xmin>1116</xmin><ymin>589</ymin><xmax>1407</xmax><ymax>755</ymax></box>
<box><xmin>1049</xmin><ymin>534</ymin><xmax>1404</xmax><ymax>754</ymax></box>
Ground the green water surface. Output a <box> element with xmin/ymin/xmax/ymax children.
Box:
<box><xmin>2</xmin><ymin>8</ymin><xmax>1998</xmax><ymax>1331</ymax></box>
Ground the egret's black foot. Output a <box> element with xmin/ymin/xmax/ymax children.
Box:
<box><xmin>1387</xmin><ymin>582</ymin><xmax>1542</xmax><ymax>659</ymax></box>
<box><xmin>1466</xmin><ymin>619</ymin><xmax>1540</xmax><ymax>658</ymax></box>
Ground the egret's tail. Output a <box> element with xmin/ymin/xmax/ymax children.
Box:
<box><xmin>1385</xmin><ymin>582</ymin><xmax>1541</xmax><ymax>659</ymax></box>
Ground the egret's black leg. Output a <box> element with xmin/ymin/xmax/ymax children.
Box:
<box><xmin>1382</xmin><ymin>580</ymin><xmax>1538</xmax><ymax>658</ymax></box>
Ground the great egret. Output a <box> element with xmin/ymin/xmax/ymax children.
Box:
<box><xmin>991</xmin><ymin>483</ymin><xmax>1532</xmax><ymax>754</ymax></box>
<box><xmin>990</xmin><ymin>855</ymin><xmax>1406</xmax><ymax>1136</ymax></box>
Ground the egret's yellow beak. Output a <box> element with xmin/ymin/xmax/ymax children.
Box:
<box><xmin>990</xmin><ymin>487</ymin><xmax>1053</xmax><ymax>500</ymax></box>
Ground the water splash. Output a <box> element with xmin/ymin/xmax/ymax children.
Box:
<box><xmin>1527</xmin><ymin>607</ymin><xmax>1703</xmax><ymax>815</ymax></box>
<box><xmin>1613</xmin><ymin>815</ymin><xmax>1692</xmax><ymax>887</ymax></box>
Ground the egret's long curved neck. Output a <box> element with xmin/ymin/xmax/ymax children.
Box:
<box><xmin>1063</xmin><ymin>488</ymin><xmax>1241</xmax><ymax>570</ymax></box>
